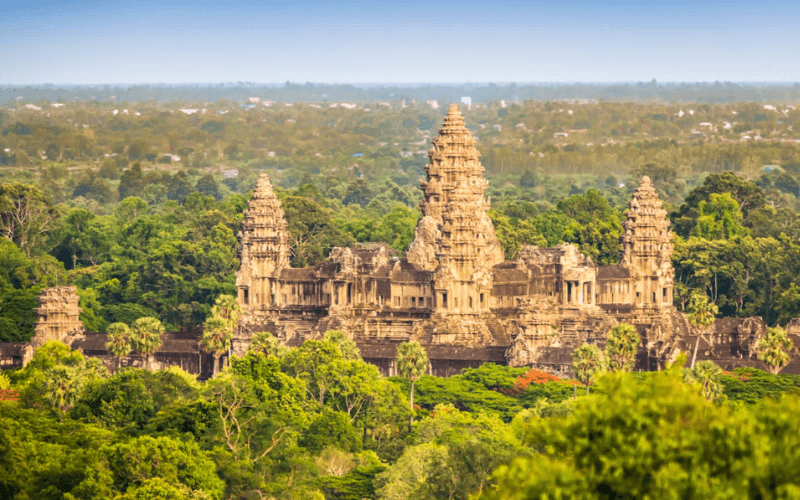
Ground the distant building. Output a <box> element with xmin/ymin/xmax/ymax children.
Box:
<box><xmin>460</xmin><ymin>97</ymin><xmax>472</xmax><ymax>108</ymax></box>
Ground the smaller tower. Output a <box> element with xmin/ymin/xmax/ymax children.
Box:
<box><xmin>31</xmin><ymin>286</ymin><xmax>85</xmax><ymax>348</ymax></box>
<box><xmin>236</xmin><ymin>173</ymin><xmax>291</xmax><ymax>323</ymax></box>
<box><xmin>620</xmin><ymin>176</ymin><xmax>674</xmax><ymax>310</ymax></box>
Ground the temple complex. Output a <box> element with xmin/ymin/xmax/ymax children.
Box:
<box><xmin>1</xmin><ymin>104</ymin><xmax>791</xmax><ymax>377</ymax></box>
<box><xmin>232</xmin><ymin>104</ymin><xmax>692</xmax><ymax>375</ymax></box>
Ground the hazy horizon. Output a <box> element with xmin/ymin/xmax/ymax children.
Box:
<box><xmin>3</xmin><ymin>0</ymin><xmax>799</xmax><ymax>85</ymax></box>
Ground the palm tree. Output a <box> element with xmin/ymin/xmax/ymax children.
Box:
<box><xmin>395</xmin><ymin>341</ymin><xmax>429</xmax><ymax>425</ymax></box>
<box><xmin>248</xmin><ymin>331</ymin><xmax>284</xmax><ymax>357</ymax></box>
<box><xmin>201</xmin><ymin>315</ymin><xmax>231</xmax><ymax>378</ymax></box>
<box><xmin>44</xmin><ymin>365</ymin><xmax>85</xmax><ymax>413</ymax></box>
<box><xmin>691</xmin><ymin>360</ymin><xmax>724</xmax><ymax>401</ymax></box>
<box><xmin>210</xmin><ymin>294</ymin><xmax>240</xmax><ymax>367</ymax></box>
<box><xmin>572</xmin><ymin>344</ymin><xmax>604</xmax><ymax>395</ymax></box>
<box><xmin>687</xmin><ymin>292</ymin><xmax>718</xmax><ymax>369</ymax></box>
<box><xmin>758</xmin><ymin>327</ymin><xmax>793</xmax><ymax>375</ymax></box>
<box><xmin>130</xmin><ymin>317</ymin><xmax>164</xmax><ymax>371</ymax></box>
<box><xmin>105</xmin><ymin>322</ymin><xmax>131</xmax><ymax>369</ymax></box>
<box><xmin>605</xmin><ymin>323</ymin><xmax>640</xmax><ymax>373</ymax></box>
<box><xmin>212</xmin><ymin>294</ymin><xmax>240</xmax><ymax>327</ymax></box>
<box><xmin>323</xmin><ymin>329</ymin><xmax>360</xmax><ymax>360</ymax></box>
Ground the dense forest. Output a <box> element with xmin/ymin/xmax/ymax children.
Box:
<box><xmin>2</xmin><ymin>333</ymin><xmax>800</xmax><ymax>499</ymax></box>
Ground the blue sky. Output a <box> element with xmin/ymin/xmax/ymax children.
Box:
<box><xmin>1</xmin><ymin>0</ymin><xmax>798</xmax><ymax>84</ymax></box>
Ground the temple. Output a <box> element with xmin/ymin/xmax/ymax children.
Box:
<box><xmin>233</xmin><ymin>104</ymin><xmax>688</xmax><ymax>376</ymax></box>
<box><xmin>1</xmin><ymin>104</ymin><xmax>788</xmax><ymax>377</ymax></box>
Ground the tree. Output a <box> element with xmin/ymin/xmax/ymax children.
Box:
<box><xmin>395</xmin><ymin>341</ymin><xmax>429</xmax><ymax>425</ymax></box>
<box><xmin>195</xmin><ymin>174</ymin><xmax>221</xmax><ymax>200</ymax></box>
<box><xmin>757</xmin><ymin>327</ymin><xmax>793</xmax><ymax>375</ymax></box>
<box><xmin>482</xmin><ymin>361</ymin><xmax>800</xmax><ymax>500</ymax></box>
<box><xmin>130</xmin><ymin>317</ymin><xmax>164</xmax><ymax>371</ymax></box>
<box><xmin>323</xmin><ymin>329</ymin><xmax>361</xmax><ymax>361</ymax></box>
<box><xmin>0</xmin><ymin>183</ymin><xmax>61</xmax><ymax>257</ymax></box>
<box><xmin>604</xmin><ymin>323</ymin><xmax>640</xmax><ymax>373</ymax></box>
<box><xmin>687</xmin><ymin>292</ymin><xmax>718</xmax><ymax>368</ymax></box>
<box><xmin>200</xmin><ymin>316</ymin><xmax>231</xmax><ymax>378</ymax></box>
<box><xmin>248</xmin><ymin>331</ymin><xmax>284</xmax><ymax>357</ymax></box>
<box><xmin>105</xmin><ymin>322</ymin><xmax>131</xmax><ymax>369</ymax></box>
<box><xmin>210</xmin><ymin>293</ymin><xmax>240</xmax><ymax>328</ymax></box>
<box><xmin>695</xmin><ymin>193</ymin><xmax>749</xmax><ymax>240</ymax></box>
<box><xmin>200</xmin><ymin>294</ymin><xmax>240</xmax><ymax>377</ymax></box>
<box><xmin>571</xmin><ymin>344</ymin><xmax>604</xmax><ymax>395</ymax></box>
<box><xmin>688</xmin><ymin>360</ymin><xmax>724</xmax><ymax>401</ymax></box>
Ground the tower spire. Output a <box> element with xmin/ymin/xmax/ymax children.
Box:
<box><xmin>621</xmin><ymin>176</ymin><xmax>674</xmax><ymax>309</ymax></box>
<box><xmin>407</xmin><ymin>103</ymin><xmax>503</xmax><ymax>315</ymax></box>
<box><xmin>236</xmin><ymin>173</ymin><xmax>291</xmax><ymax>320</ymax></box>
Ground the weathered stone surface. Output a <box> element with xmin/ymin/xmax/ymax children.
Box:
<box><xmin>31</xmin><ymin>286</ymin><xmax>85</xmax><ymax>349</ymax></box>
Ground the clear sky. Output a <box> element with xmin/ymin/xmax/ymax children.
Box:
<box><xmin>2</xmin><ymin>0</ymin><xmax>798</xmax><ymax>84</ymax></box>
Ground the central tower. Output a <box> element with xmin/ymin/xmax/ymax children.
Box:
<box><xmin>407</xmin><ymin>103</ymin><xmax>504</xmax><ymax>319</ymax></box>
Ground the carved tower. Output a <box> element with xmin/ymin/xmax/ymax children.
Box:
<box><xmin>407</xmin><ymin>103</ymin><xmax>504</xmax><ymax>322</ymax></box>
<box><xmin>236</xmin><ymin>173</ymin><xmax>291</xmax><ymax>326</ymax></box>
<box><xmin>31</xmin><ymin>286</ymin><xmax>85</xmax><ymax>348</ymax></box>
<box><xmin>620</xmin><ymin>176</ymin><xmax>674</xmax><ymax>311</ymax></box>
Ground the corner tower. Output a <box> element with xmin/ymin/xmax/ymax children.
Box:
<box><xmin>620</xmin><ymin>176</ymin><xmax>674</xmax><ymax>310</ymax></box>
<box><xmin>407</xmin><ymin>103</ymin><xmax>504</xmax><ymax>317</ymax></box>
<box><xmin>236</xmin><ymin>173</ymin><xmax>291</xmax><ymax>324</ymax></box>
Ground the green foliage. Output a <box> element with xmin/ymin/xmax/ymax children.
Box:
<box><xmin>378</xmin><ymin>405</ymin><xmax>523</xmax><ymax>500</ymax></box>
<box><xmin>686</xmin><ymin>360</ymin><xmax>725</xmax><ymax>401</ymax></box>
<box><xmin>248</xmin><ymin>331</ymin><xmax>286</xmax><ymax>357</ymax></box>
<box><xmin>318</xmin><ymin>453</ymin><xmax>387</xmax><ymax>500</ymax></box>
<box><xmin>605</xmin><ymin>323</ymin><xmax>640</xmax><ymax>372</ymax></box>
<box><xmin>74</xmin><ymin>368</ymin><xmax>200</xmax><ymax>430</ymax></box>
<box><xmin>460</xmin><ymin>363</ymin><xmax>527</xmax><ymax>391</ymax></box>
<box><xmin>130</xmin><ymin>316</ymin><xmax>164</xmax><ymax>369</ymax></box>
<box><xmin>0</xmin><ymin>238</ymin><xmax>66</xmax><ymax>342</ymax></box>
<box><xmin>516</xmin><ymin>381</ymin><xmax>575</xmax><ymax>407</ymax></box>
<box><xmin>106</xmin><ymin>321</ymin><xmax>132</xmax><ymax>365</ymax></box>
<box><xmin>105</xmin><ymin>435</ymin><xmax>225</xmax><ymax>499</ymax></box>
<box><xmin>482</xmin><ymin>366</ymin><xmax>800</xmax><ymax>500</ymax></box>
<box><xmin>392</xmin><ymin>375</ymin><xmax>523</xmax><ymax>422</ymax></box>
<box><xmin>571</xmin><ymin>344</ymin><xmax>605</xmax><ymax>392</ymax></box>
<box><xmin>719</xmin><ymin>367</ymin><xmax>800</xmax><ymax>404</ymax></box>
<box><xmin>758</xmin><ymin>327</ymin><xmax>793</xmax><ymax>375</ymax></box>
<box><xmin>300</xmin><ymin>409</ymin><xmax>362</xmax><ymax>454</ymax></box>
<box><xmin>695</xmin><ymin>192</ymin><xmax>749</xmax><ymax>239</ymax></box>
<box><xmin>322</xmin><ymin>329</ymin><xmax>361</xmax><ymax>361</ymax></box>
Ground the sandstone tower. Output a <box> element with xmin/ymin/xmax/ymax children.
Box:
<box><xmin>407</xmin><ymin>103</ymin><xmax>504</xmax><ymax>321</ymax></box>
<box><xmin>236</xmin><ymin>174</ymin><xmax>291</xmax><ymax>327</ymax></box>
<box><xmin>620</xmin><ymin>175</ymin><xmax>675</xmax><ymax>311</ymax></box>
<box><xmin>31</xmin><ymin>286</ymin><xmax>85</xmax><ymax>348</ymax></box>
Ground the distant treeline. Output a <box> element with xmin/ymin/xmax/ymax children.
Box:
<box><xmin>3</xmin><ymin>81</ymin><xmax>800</xmax><ymax>104</ymax></box>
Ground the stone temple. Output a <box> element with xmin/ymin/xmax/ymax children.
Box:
<box><xmin>233</xmin><ymin>104</ymin><xmax>690</xmax><ymax>376</ymax></box>
<box><xmin>0</xmin><ymin>104</ymin><xmax>791</xmax><ymax>376</ymax></box>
